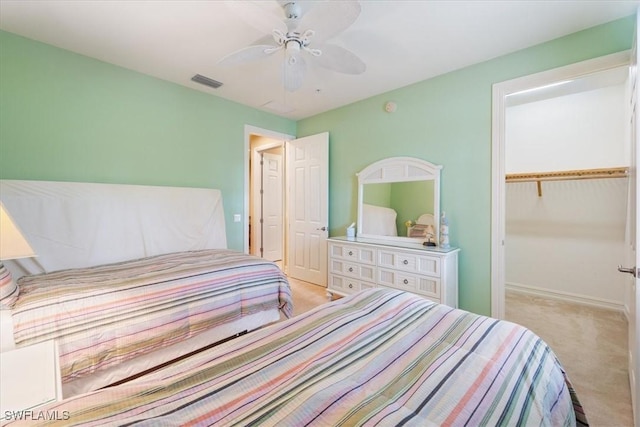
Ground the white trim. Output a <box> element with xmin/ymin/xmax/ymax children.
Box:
<box><xmin>243</xmin><ymin>125</ymin><xmax>295</xmax><ymax>254</ymax></box>
<box><xmin>491</xmin><ymin>50</ymin><xmax>631</xmax><ymax>319</ymax></box>
<box><xmin>357</xmin><ymin>156</ymin><xmax>442</xmax><ymax>183</ymax></box>
<box><xmin>254</xmin><ymin>140</ymin><xmax>284</xmax><ymax>151</ymax></box>
<box><xmin>506</xmin><ymin>282</ymin><xmax>625</xmax><ymax>313</ymax></box>
<box><xmin>491</xmin><ymin>82</ymin><xmax>507</xmax><ymax>320</ymax></box>
<box><xmin>356</xmin><ymin>157</ymin><xmax>442</xmax><ymax>245</ymax></box>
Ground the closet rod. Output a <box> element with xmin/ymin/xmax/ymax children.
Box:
<box><xmin>506</xmin><ymin>167</ymin><xmax>628</xmax><ymax>183</ymax></box>
<box><xmin>505</xmin><ymin>167</ymin><xmax>628</xmax><ymax>197</ymax></box>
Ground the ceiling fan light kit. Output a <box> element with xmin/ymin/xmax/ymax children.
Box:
<box><xmin>283</xmin><ymin>2</ymin><xmax>302</xmax><ymax>20</ymax></box>
<box><xmin>219</xmin><ymin>0</ymin><xmax>365</xmax><ymax>92</ymax></box>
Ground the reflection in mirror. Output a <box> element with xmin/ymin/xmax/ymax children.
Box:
<box><xmin>362</xmin><ymin>181</ymin><xmax>434</xmax><ymax>237</ymax></box>
<box><xmin>357</xmin><ymin>157</ymin><xmax>441</xmax><ymax>245</ymax></box>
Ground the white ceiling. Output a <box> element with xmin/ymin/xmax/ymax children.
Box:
<box><xmin>506</xmin><ymin>65</ymin><xmax>630</xmax><ymax>107</ymax></box>
<box><xmin>0</xmin><ymin>1</ymin><xmax>638</xmax><ymax>120</ymax></box>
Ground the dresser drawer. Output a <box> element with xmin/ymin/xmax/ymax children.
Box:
<box><xmin>377</xmin><ymin>268</ymin><xmax>441</xmax><ymax>300</ymax></box>
<box><xmin>329</xmin><ymin>275</ymin><xmax>376</xmax><ymax>295</ymax></box>
<box><xmin>329</xmin><ymin>242</ymin><xmax>376</xmax><ymax>265</ymax></box>
<box><xmin>327</xmin><ymin>238</ymin><xmax>458</xmax><ymax>308</ymax></box>
<box><xmin>378</xmin><ymin>250</ymin><xmax>441</xmax><ymax>278</ymax></box>
<box><xmin>329</xmin><ymin>259</ymin><xmax>376</xmax><ymax>282</ymax></box>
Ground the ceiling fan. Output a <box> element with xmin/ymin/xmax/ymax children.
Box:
<box><xmin>219</xmin><ymin>0</ymin><xmax>366</xmax><ymax>92</ymax></box>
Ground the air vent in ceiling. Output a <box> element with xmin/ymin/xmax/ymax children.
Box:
<box><xmin>191</xmin><ymin>74</ymin><xmax>223</xmax><ymax>89</ymax></box>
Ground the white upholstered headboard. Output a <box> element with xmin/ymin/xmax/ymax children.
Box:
<box><xmin>361</xmin><ymin>203</ymin><xmax>398</xmax><ymax>237</ymax></box>
<box><xmin>0</xmin><ymin>180</ymin><xmax>227</xmax><ymax>278</ymax></box>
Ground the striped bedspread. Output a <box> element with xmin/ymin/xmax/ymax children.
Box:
<box><xmin>12</xmin><ymin>249</ymin><xmax>292</xmax><ymax>384</ymax></box>
<box><xmin>11</xmin><ymin>289</ymin><xmax>585</xmax><ymax>426</ymax></box>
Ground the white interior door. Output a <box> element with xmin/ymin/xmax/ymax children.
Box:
<box><xmin>262</xmin><ymin>152</ymin><xmax>283</xmax><ymax>261</ymax></box>
<box><xmin>286</xmin><ymin>132</ymin><xmax>329</xmax><ymax>286</ymax></box>
<box><xmin>250</xmin><ymin>149</ymin><xmax>262</xmax><ymax>257</ymax></box>
<box><xmin>625</xmin><ymin>12</ymin><xmax>640</xmax><ymax>425</ymax></box>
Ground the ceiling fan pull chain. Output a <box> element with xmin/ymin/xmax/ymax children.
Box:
<box><xmin>304</xmin><ymin>47</ymin><xmax>322</xmax><ymax>57</ymax></box>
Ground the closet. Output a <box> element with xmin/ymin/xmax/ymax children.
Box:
<box><xmin>504</xmin><ymin>69</ymin><xmax>629</xmax><ymax>310</ymax></box>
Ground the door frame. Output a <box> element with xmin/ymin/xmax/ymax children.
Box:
<box><xmin>243</xmin><ymin>125</ymin><xmax>295</xmax><ymax>254</ymax></box>
<box><xmin>490</xmin><ymin>50</ymin><xmax>631</xmax><ymax>319</ymax></box>
<box><xmin>250</xmin><ymin>143</ymin><xmax>284</xmax><ymax>259</ymax></box>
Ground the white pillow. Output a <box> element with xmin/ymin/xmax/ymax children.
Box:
<box><xmin>0</xmin><ymin>263</ymin><xmax>18</xmax><ymax>309</ymax></box>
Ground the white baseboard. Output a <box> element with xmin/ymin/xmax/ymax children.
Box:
<box><xmin>506</xmin><ymin>282</ymin><xmax>625</xmax><ymax>313</ymax></box>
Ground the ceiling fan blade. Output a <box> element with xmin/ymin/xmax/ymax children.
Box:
<box><xmin>313</xmin><ymin>43</ymin><xmax>366</xmax><ymax>75</ymax></box>
<box><xmin>224</xmin><ymin>0</ymin><xmax>287</xmax><ymax>35</ymax></box>
<box><xmin>218</xmin><ymin>45</ymin><xmax>280</xmax><ymax>66</ymax></box>
<box><xmin>282</xmin><ymin>53</ymin><xmax>306</xmax><ymax>92</ymax></box>
<box><xmin>253</xmin><ymin>34</ymin><xmax>276</xmax><ymax>46</ymax></box>
<box><xmin>298</xmin><ymin>1</ymin><xmax>361</xmax><ymax>44</ymax></box>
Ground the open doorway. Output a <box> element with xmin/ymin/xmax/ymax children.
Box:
<box><xmin>244</xmin><ymin>126</ymin><xmax>294</xmax><ymax>272</ymax></box>
<box><xmin>503</xmin><ymin>65</ymin><xmax>629</xmax><ymax>310</ymax></box>
<box><xmin>491</xmin><ymin>51</ymin><xmax>633</xmax><ymax>425</ymax></box>
<box><xmin>491</xmin><ymin>51</ymin><xmax>630</xmax><ymax>319</ymax></box>
<box><xmin>250</xmin><ymin>136</ymin><xmax>284</xmax><ymax>264</ymax></box>
<box><xmin>243</xmin><ymin>126</ymin><xmax>330</xmax><ymax>286</ymax></box>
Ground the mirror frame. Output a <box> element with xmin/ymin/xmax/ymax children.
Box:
<box><xmin>356</xmin><ymin>157</ymin><xmax>442</xmax><ymax>244</ymax></box>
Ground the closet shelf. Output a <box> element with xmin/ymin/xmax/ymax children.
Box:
<box><xmin>506</xmin><ymin>167</ymin><xmax>628</xmax><ymax>197</ymax></box>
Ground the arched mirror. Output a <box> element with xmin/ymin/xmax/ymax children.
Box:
<box><xmin>357</xmin><ymin>157</ymin><xmax>441</xmax><ymax>245</ymax></box>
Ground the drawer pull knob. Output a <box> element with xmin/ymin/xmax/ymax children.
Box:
<box><xmin>349</xmin><ymin>283</ymin><xmax>354</xmax><ymax>289</ymax></box>
<box><xmin>403</xmin><ymin>259</ymin><xmax>409</xmax><ymax>265</ymax></box>
<box><xmin>403</xmin><ymin>279</ymin><xmax>409</xmax><ymax>285</ymax></box>
<box><xmin>348</xmin><ymin>267</ymin><xmax>354</xmax><ymax>272</ymax></box>
<box><xmin>348</xmin><ymin>251</ymin><xmax>353</xmax><ymax>256</ymax></box>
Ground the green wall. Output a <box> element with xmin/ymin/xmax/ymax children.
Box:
<box><xmin>297</xmin><ymin>15</ymin><xmax>634</xmax><ymax>315</ymax></box>
<box><xmin>362</xmin><ymin>182</ymin><xmax>391</xmax><ymax>206</ymax></box>
<box><xmin>390</xmin><ymin>181</ymin><xmax>433</xmax><ymax>236</ymax></box>
<box><xmin>0</xmin><ymin>15</ymin><xmax>634</xmax><ymax>315</ymax></box>
<box><xmin>0</xmin><ymin>31</ymin><xmax>296</xmax><ymax>251</ymax></box>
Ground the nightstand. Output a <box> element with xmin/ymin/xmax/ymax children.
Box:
<box><xmin>0</xmin><ymin>340</ymin><xmax>62</xmax><ymax>421</ymax></box>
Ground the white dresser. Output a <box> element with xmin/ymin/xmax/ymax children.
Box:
<box><xmin>327</xmin><ymin>236</ymin><xmax>459</xmax><ymax>307</ymax></box>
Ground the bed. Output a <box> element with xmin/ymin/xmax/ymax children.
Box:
<box><xmin>11</xmin><ymin>288</ymin><xmax>587</xmax><ymax>426</ymax></box>
<box><xmin>0</xmin><ymin>180</ymin><xmax>292</xmax><ymax>397</ymax></box>
<box><xmin>3</xmin><ymin>249</ymin><xmax>292</xmax><ymax>397</ymax></box>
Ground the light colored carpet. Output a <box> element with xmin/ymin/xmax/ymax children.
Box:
<box><xmin>287</xmin><ymin>277</ymin><xmax>333</xmax><ymax>316</ymax></box>
<box><xmin>278</xmin><ymin>276</ymin><xmax>334</xmax><ymax>323</ymax></box>
<box><xmin>506</xmin><ymin>290</ymin><xmax>632</xmax><ymax>427</ymax></box>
